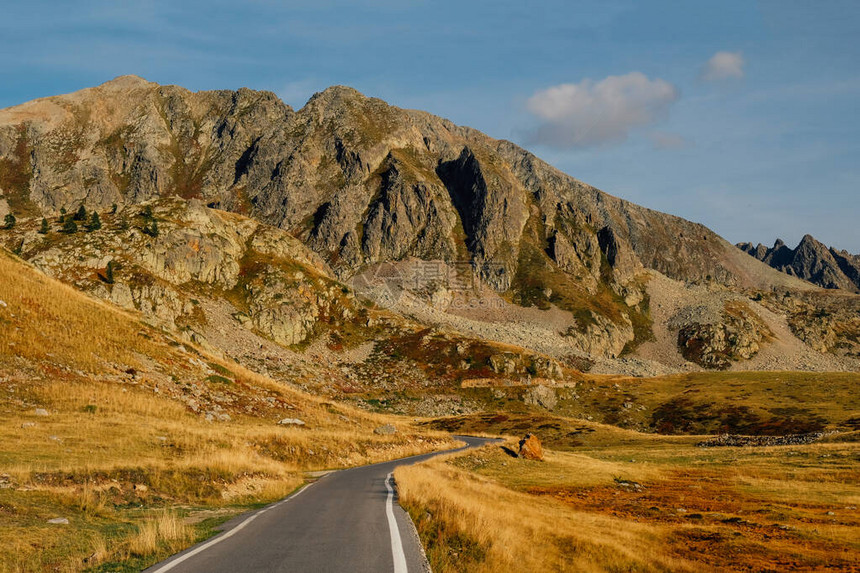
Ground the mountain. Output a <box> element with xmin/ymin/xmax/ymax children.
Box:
<box><xmin>0</xmin><ymin>76</ymin><xmax>807</xmax><ymax>287</ymax></box>
<box><xmin>737</xmin><ymin>235</ymin><xmax>860</xmax><ymax>293</ymax></box>
<box><xmin>1</xmin><ymin>76</ymin><xmax>858</xmax><ymax>375</ymax></box>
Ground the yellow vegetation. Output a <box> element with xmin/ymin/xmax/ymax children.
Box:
<box><xmin>397</xmin><ymin>427</ymin><xmax>860</xmax><ymax>572</ymax></box>
<box><xmin>0</xmin><ymin>248</ymin><xmax>453</xmax><ymax>571</ymax></box>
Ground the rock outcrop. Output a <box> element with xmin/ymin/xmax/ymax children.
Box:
<box><xmin>674</xmin><ymin>301</ymin><xmax>772</xmax><ymax>370</ymax></box>
<box><xmin>738</xmin><ymin>236</ymin><xmax>860</xmax><ymax>292</ymax></box>
<box><xmin>1</xmin><ymin>198</ymin><xmax>352</xmax><ymax>354</ymax></box>
<box><xmin>518</xmin><ymin>433</ymin><xmax>544</xmax><ymax>461</ymax></box>
<box><xmin>523</xmin><ymin>385</ymin><xmax>558</xmax><ymax>411</ymax></box>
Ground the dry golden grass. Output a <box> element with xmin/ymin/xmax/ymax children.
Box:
<box><xmin>0</xmin><ymin>249</ymin><xmax>171</xmax><ymax>371</ymax></box>
<box><xmin>126</xmin><ymin>510</ymin><xmax>194</xmax><ymax>558</ymax></box>
<box><xmin>397</xmin><ymin>427</ymin><xmax>860</xmax><ymax>572</ymax></box>
<box><xmin>0</xmin><ymin>249</ymin><xmax>454</xmax><ymax>571</ymax></box>
<box><xmin>396</xmin><ymin>459</ymin><xmax>697</xmax><ymax>572</ymax></box>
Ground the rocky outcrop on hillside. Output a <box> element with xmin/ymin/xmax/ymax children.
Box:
<box><xmin>753</xmin><ymin>289</ymin><xmax>860</xmax><ymax>357</ymax></box>
<box><xmin>2</xmin><ymin>198</ymin><xmax>353</xmax><ymax>355</ymax></box>
<box><xmin>1</xmin><ymin>199</ymin><xmax>593</xmax><ymax>414</ymax></box>
<box><xmin>674</xmin><ymin>301</ymin><xmax>772</xmax><ymax>370</ymax></box>
<box><xmin>738</xmin><ymin>236</ymin><xmax>860</xmax><ymax>292</ymax></box>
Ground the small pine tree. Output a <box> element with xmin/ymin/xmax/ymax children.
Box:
<box><xmin>110</xmin><ymin>203</ymin><xmax>118</xmax><ymax>215</ymax></box>
<box><xmin>3</xmin><ymin>213</ymin><xmax>15</xmax><ymax>230</ymax></box>
<box><xmin>141</xmin><ymin>205</ymin><xmax>153</xmax><ymax>220</ymax></box>
<box><xmin>62</xmin><ymin>218</ymin><xmax>78</xmax><ymax>234</ymax></box>
<box><xmin>38</xmin><ymin>218</ymin><xmax>49</xmax><ymax>234</ymax></box>
<box><xmin>73</xmin><ymin>205</ymin><xmax>87</xmax><ymax>221</ymax></box>
<box><xmin>86</xmin><ymin>212</ymin><xmax>102</xmax><ymax>232</ymax></box>
<box><xmin>105</xmin><ymin>260</ymin><xmax>115</xmax><ymax>284</ymax></box>
<box><xmin>143</xmin><ymin>220</ymin><xmax>159</xmax><ymax>237</ymax></box>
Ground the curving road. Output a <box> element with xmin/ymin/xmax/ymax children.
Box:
<box><xmin>145</xmin><ymin>435</ymin><xmax>496</xmax><ymax>573</ymax></box>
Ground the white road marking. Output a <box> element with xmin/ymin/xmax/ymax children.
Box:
<box><xmin>385</xmin><ymin>472</ymin><xmax>409</xmax><ymax>573</ymax></box>
<box><xmin>149</xmin><ymin>481</ymin><xmax>315</xmax><ymax>573</ymax></box>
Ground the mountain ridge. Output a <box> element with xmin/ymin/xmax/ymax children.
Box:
<box><xmin>737</xmin><ymin>234</ymin><xmax>860</xmax><ymax>293</ymax></box>
<box><xmin>2</xmin><ymin>76</ymin><xmax>857</xmax><ymax>374</ymax></box>
<box><xmin>0</xmin><ymin>75</ymin><xmax>809</xmax><ymax>290</ymax></box>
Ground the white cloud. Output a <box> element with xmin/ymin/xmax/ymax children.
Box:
<box><xmin>649</xmin><ymin>131</ymin><xmax>692</xmax><ymax>150</ymax></box>
<box><xmin>525</xmin><ymin>72</ymin><xmax>679</xmax><ymax>148</ymax></box>
<box><xmin>701</xmin><ymin>51</ymin><xmax>745</xmax><ymax>81</ymax></box>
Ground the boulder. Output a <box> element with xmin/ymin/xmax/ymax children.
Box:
<box><xmin>523</xmin><ymin>384</ymin><xmax>558</xmax><ymax>411</ymax></box>
<box><xmin>518</xmin><ymin>433</ymin><xmax>544</xmax><ymax>461</ymax></box>
<box><xmin>489</xmin><ymin>353</ymin><xmax>518</xmax><ymax>375</ymax></box>
<box><xmin>373</xmin><ymin>424</ymin><xmax>397</xmax><ymax>435</ymax></box>
<box><xmin>278</xmin><ymin>418</ymin><xmax>306</xmax><ymax>427</ymax></box>
<box><xmin>47</xmin><ymin>517</ymin><xmax>69</xmax><ymax>525</ymax></box>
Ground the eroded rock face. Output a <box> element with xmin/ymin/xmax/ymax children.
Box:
<box><xmin>523</xmin><ymin>385</ymin><xmax>557</xmax><ymax>411</ymax></box>
<box><xmin>488</xmin><ymin>353</ymin><xmax>564</xmax><ymax>379</ymax></box>
<box><xmin>756</xmin><ymin>290</ymin><xmax>860</xmax><ymax>356</ymax></box>
<box><xmin>675</xmin><ymin>302</ymin><xmax>771</xmax><ymax>369</ymax></box>
<box><xmin>562</xmin><ymin>310</ymin><xmax>635</xmax><ymax>359</ymax></box>
<box><xmin>3</xmin><ymin>198</ymin><xmax>350</xmax><ymax>350</ymax></box>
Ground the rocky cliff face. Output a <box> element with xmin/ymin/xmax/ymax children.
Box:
<box><xmin>738</xmin><ymin>236</ymin><xmax>860</xmax><ymax>293</ymax></box>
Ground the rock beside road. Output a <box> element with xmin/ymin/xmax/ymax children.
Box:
<box><xmin>518</xmin><ymin>433</ymin><xmax>544</xmax><ymax>461</ymax></box>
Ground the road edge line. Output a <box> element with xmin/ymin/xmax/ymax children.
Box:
<box><xmin>385</xmin><ymin>472</ymin><xmax>409</xmax><ymax>573</ymax></box>
<box><xmin>147</xmin><ymin>481</ymin><xmax>316</xmax><ymax>573</ymax></box>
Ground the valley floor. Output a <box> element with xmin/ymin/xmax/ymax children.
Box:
<box><xmin>397</xmin><ymin>415</ymin><xmax>860</xmax><ymax>572</ymax></box>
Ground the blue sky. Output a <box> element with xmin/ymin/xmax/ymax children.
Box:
<box><xmin>2</xmin><ymin>0</ymin><xmax>858</xmax><ymax>251</ymax></box>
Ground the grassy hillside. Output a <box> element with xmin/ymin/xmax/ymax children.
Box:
<box><xmin>0</xmin><ymin>248</ymin><xmax>452</xmax><ymax>572</ymax></box>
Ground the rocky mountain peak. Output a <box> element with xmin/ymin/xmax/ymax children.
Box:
<box><xmin>738</xmin><ymin>235</ymin><xmax>860</xmax><ymax>292</ymax></box>
<box><xmin>98</xmin><ymin>74</ymin><xmax>154</xmax><ymax>89</ymax></box>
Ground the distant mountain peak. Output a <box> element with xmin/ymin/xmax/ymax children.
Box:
<box><xmin>738</xmin><ymin>235</ymin><xmax>860</xmax><ymax>292</ymax></box>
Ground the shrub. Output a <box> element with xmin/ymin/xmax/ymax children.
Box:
<box><xmin>38</xmin><ymin>218</ymin><xmax>49</xmax><ymax>234</ymax></box>
<box><xmin>2</xmin><ymin>213</ymin><xmax>15</xmax><ymax>229</ymax></box>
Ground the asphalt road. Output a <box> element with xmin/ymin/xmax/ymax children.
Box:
<box><xmin>145</xmin><ymin>435</ymin><xmax>497</xmax><ymax>573</ymax></box>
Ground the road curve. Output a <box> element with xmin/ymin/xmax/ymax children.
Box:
<box><xmin>145</xmin><ymin>435</ymin><xmax>497</xmax><ymax>573</ymax></box>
